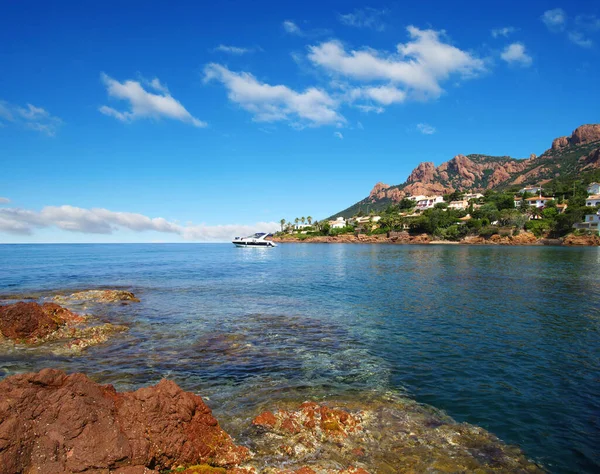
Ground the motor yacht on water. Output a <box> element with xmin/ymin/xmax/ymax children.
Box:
<box><xmin>232</xmin><ymin>233</ymin><xmax>277</xmax><ymax>247</ymax></box>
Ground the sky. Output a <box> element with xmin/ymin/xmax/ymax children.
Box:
<box><xmin>1</xmin><ymin>0</ymin><xmax>599</xmax><ymax>242</ymax></box>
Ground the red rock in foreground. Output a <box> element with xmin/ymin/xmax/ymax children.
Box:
<box><xmin>0</xmin><ymin>369</ymin><xmax>249</xmax><ymax>473</ymax></box>
<box><xmin>0</xmin><ymin>302</ymin><xmax>84</xmax><ymax>343</ymax></box>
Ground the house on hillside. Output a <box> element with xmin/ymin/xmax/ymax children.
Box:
<box><xmin>329</xmin><ymin>217</ymin><xmax>347</xmax><ymax>229</ymax></box>
<box><xmin>448</xmin><ymin>200</ymin><xmax>469</xmax><ymax>210</ymax></box>
<box><xmin>573</xmin><ymin>212</ymin><xmax>600</xmax><ymax>234</ymax></box>
<box><xmin>586</xmin><ymin>195</ymin><xmax>600</xmax><ymax>207</ymax></box>
<box><xmin>416</xmin><ymin>196</ymin><xmax>444</xmax><ymax>210</ymax></box>
<box><xmin>525</xmin><ymin>196</ymin><xmax>554</xmax><ymax>208</ymax></box>
<box><xmin>463</xmin><ymin>193</ymin><xmax>484</xmax><ymax>201</ymax></box>
<box><xmin>407</xmin><ymin>195</ymin><xmax>428</xmax><ymax>202</ymax></box>
<box><xmin>587</xmin><ymin>183</ymin><xmax>600</xmax><ymax>195</ymax></box>
<box><xmin>294</xmin><ymin>224</ymin><xmax>312</xmax><ymax>230</ymax></box>
<box><xmin>519</xmin><ymin>185</ymin><xmax>543</xmax><ymax>194</ymax></box>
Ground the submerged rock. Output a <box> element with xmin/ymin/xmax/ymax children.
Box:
<box><xmin>0</xmin><ymin>301</ymin><xmax>127</xmax><ymax>352</ymax></box>
<box><xmin>245</xmin><ymin>401</ymin><xmax>544</xmax><ymax>473</ymax></box>
<box><xmin>0</xmin><ymin>369</ymin><xmax>250</xmax><ymax>473</ymax></box>
<box><xmin>0</xmin><ymin>302</ymin><xmax>84</xmax><ymax>343</ymax></box>
<box><xmin>54</xmin><ymin>289</ymin><xmax>141</xmax><ymax>304</ymax></box>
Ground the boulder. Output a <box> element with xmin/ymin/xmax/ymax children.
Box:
<box><xmin>0</xmin><ymin>369</ymin><xmax>250</xmax><ymax>473</ymax></box>
<box><xmin>0</xmin><ymin>302</ymin><xmax>84</xmax><ymax>343</ymax></box>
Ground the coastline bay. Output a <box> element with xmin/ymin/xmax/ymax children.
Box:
<box><xmin>0</xmin><ymin>243</ymin><xmax>599</xmax><ymax>472</ymax></box>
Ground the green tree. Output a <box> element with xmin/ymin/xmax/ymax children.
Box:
<box><xmin>279</xmin><ymin>218</ymin><xmax>286</xmax><ymax>232</ymax></box>
<box><xmin>301</xmin><ymin>217</ymin><xmax>306</xmax><ymax>225</ymax></box>
<box><xmin>307</xmin><ymin>216</ymin><xmax>312</xmax><ymax>225</ymax></box>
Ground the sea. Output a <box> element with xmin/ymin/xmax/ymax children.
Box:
<box><xmin>0</xmin><ymin>243</ymin><xmax>599</xmax><ymax>473</ymax></box>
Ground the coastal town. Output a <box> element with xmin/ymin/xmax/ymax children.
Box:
<box><xmin>277</xmin><ymin>181</ymin><xmax>600</xmax><ymax>244</ymax></box>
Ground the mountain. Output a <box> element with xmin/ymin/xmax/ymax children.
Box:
<box><xmin>329</xmin><ymin>124</ymin><xmax>600</xmax><ymax>219</ymax></box>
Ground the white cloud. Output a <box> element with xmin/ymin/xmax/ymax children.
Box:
<box><xmin>0</xmin><ymin>204</ymin><xmax>278</xmax><ymax>241</ymax></box>
<box><xmin>334</xmin><ymin>131</ymin><xmax>343</xmax><ymax>139</ymax></box>
<box><xmin>283</xmin><ymin>20</ymin><xmax>302</xmax><ymax>35</ymax></box>
<box><xmin>361</xmin><ymin>85</ymin><xmax>406</xmax><ymax>105</ymax></box>
<box><xmin>568</xmin><ymin>31</ymin><xmax>593</xmax><ymax>47</ymax></box>
<box><xmin>542</xmin><ymin>8</ymin><xmax>567</xmax><ymax>31</ymax></box>
<box><xmin>99</xmin><ymin>73</ymin><xmax>206</xmax><ymax>127</ymax></box>
<box><xmin>500</xmin><ymin>42</ymin><xmax>533</xmax><ymax>66</ymax></box>
<box><xmin>338</xmin><ymin>7</ymin><xmax>387</xmax><ymax>31</ymax></box>
<box><xmin>0</xmin><ymin>100</ymin><xmax>62</xmax><ymax>136</ymax></box>
<box><xmin>355</xmin><ymin>105</ymin><xmax>385</xmax><ymax>114</ymax></box>
<box><xmin>214</xmin><ymin>45</ymin><xmax>256</xmax><ymax>55</ymax></box>
<box><xmin>417</xmin><ymin>123</ymin><xmax>436</xmax><ymax>135</ymax></box>
<box><xmin>203</xmin><ymin>63</ymin><xmax>344</xmax><ymax>127</ymax></box>
<box><xmin>491</xmin><ymin>27</ymin><xmax>517</xmax><ymax>38</ymax></box>
<box><xmin>307</xmin><ymin>26</ymin><xmax>486</xmax><ymax>99</ymax></box>
<box><xmin>0</xmin><ymin>197</ymin><xmax>10</xmax><ymax>204</ymax></box>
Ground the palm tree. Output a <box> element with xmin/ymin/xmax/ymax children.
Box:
<box><xmin>307</xmin><ymin>216</ymin><xmax>312</xmax><ymax>225</ymax></box>
<box><xmin>279</xmin><ymin>219</ymin><xmax>286</xmax><ymax>232</ymax></box>
<box><xmin>294</xmin><ymin>217</ymin><xmax>299</xmax><ymax>229</ymax></box>
<box><xmin>301</xmin><ymin>217</ymin><xmax>306</xmax><ymax>225</ymax></box>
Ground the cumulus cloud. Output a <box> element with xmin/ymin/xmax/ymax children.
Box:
<box><xmin>334</xmin><ymin>131</ymin><xmax>343</xmax><ymax>139</ymax></box>
<box><xmin>0</xmin><ymin>204</ymin><xmax>278</xmax><ymax>241</ymax></box>
<box><xmin>338</xmin><ymin>7</ymin><xmax>387</xmax><ymax>31</ymax></box>
<box><xmin>214</xmin><ymin>45</ymin><xmax>256</xmax><ymax>55</ymax></box>
<box><xmin>500</xmin><ymin>43</ymin><xmax>533</xmax><ymax>66</ymax></box>
<box><xmin>99</xmin><ymin>73</ymin><xmax>206</xmax><ymax>127</ymax></box>
<box><xmin>491</xmin><ymin>27</ymin><xmax>517</xmax><ymax>38</ymax></box>
<box><xmin>307</xmin><ymin>26</ymin><xmax>486</xmax><ymax>99</ymax></box>
<box><xmin>0</xmin><ymin>100</ymin><xmax>62</xmax><ymax>136</ymax></box>
<box><xmin>417</xmin><ymin>123</ymin><xmax>436</xmax><ymax>135</ymax></box>
<box><xmin>203</xmin><ymin>63</ymin><xmax>344</xmax><ymax>127</ymax></box>
<box><xmin>0</xmin><ymin>197</ymin><xmax>10</xmax><ymax>204</ymax></box>
<box><xmin>542</xmin><ymin>8</ymin><xmax>567</xmax><ymax>31</ymax></box>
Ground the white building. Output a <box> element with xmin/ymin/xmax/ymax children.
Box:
<box><xmin>407</xmin><ymin>195</ymin><xmax>428</xmax><ymax>202</ymax></box>
<box><xmin>519</xmin><ymin>186</ymin><xmax>543</xmax><ymax>194</ymax></box>
<box><xmin>524</xmin><ymin>196</ymin><xmax>554</xmax><ymax>208</ymax></box>
<box><xmin>587</xmin><ymin>183</ymin><xmax>600</xmax><ymax>195</ymax></box>
<box><xmin>448</xmin><ymin>200</ymin><xmax>469</xmax><ymax>210</ymax></box>
<box><xmin>463</xmin><ymin>193</ymin><xmax>484</xmax><ymax>201</ymax></box>
<box><xmin>416</xmin><ymin>196</ymin><xmax>444</xmax><ymax>211</ymax></box>
<box><xmin>329</xmin><ymin>217</ymin><xmax>347</xmax><ymax>229</ymax></box>
<box><xmin>573</xmin><ymin>212</ymin><xmax>600</xmax><ymax>234</ymax></box>
<box><xmin>586</xmin><ymin>195</ymin><xmax>600</xmax><ymax>207</ymax></box>
<box><xmin>294</xmin><ymin>224</ymin><xmax>312</xmax><ymax>230</ymax></box>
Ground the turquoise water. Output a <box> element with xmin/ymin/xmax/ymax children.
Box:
<box><xmin>0</xmin><ymin>243</ymin><xmax>599</xmax><ymax>473</ymax></box>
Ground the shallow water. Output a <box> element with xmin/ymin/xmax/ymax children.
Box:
<box><xmin>0</xmin><ymin>243</ymin><xmax>599</xmax><ymax>473</ymax></box>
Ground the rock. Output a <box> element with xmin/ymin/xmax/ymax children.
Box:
<box><xmin>570</xmin><ymin>124</ymin><xmax>600</xmax><ymax>146</ymax></box>
<box><xmin>552</xmin><ymin>136</ymin><xmax>569</xmax><ymax>150</ymax></box>
<box><xmin>0</xmin><ymin>302</ymin><xmax>84</xmax><ymax>343</ymax></box>
<box><xmin>563</xmin><ymin>233</ymin><xmax>600</xmax><ymax>246</ymax></box>
<box><xmin>54</xmin><ymin>289</ymin><xmax>140</xmax><ymax>304</ymax></box>
<box><xmin>368</xmin><ymin>182</ymin><xmax>390</xmax><ymax>201</ymax></box>
<box><xmin>0</xmin><ymin>369</ymin><xmax>250</xmax><ymax>473</ymax></box>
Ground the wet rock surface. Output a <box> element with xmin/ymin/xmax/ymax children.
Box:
<box><xmin>0</xmin><ymin>369</ymin><xmax>249</xmax><ymax>473</ymax></box>
<box><xmin>0</xmin><ymin>301</ymin><xmax>127</xmax><ymax>352</ymax></box>
<box><xmin>243</xmin><ymin>401</ymin><xmax>543</xmax><ymax>474</ymax></box>
<box><xmin>54</xmin><ymin>289</ymin><xmax>141</xmax><ymax>304</ymax></box>
<box><xmin>0</xmin><ymin>302</ymin><xmax>84</xmax><ymax>343</ymax></box>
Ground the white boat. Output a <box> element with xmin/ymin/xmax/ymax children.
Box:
<box><xmin>232</xmin><ymin>233</ymin><xmax>277</xmax><ymax>248</ymax></box>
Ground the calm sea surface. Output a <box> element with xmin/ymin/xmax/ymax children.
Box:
<box><xmin>0</xmin><ymin>243</ymin><xmax>599</xmax><ymax>473</ymax></box>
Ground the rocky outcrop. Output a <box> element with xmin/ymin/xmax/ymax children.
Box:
<box><xmin>367</xmin><ymin>182</ymin><xmax>390</xmax><ymax>200</ymax></box>
<box><xmin>0</xmin><ymin>301</ymin><xmax>127</xmax><ymax>352</ymax></box>
<box><xmin>580</xmin><ymin>148</ymin><xmax>600</xmax><ymax>170</ymax></box>
<box><xmin>551</xmin><ymin>125</ymin><xmax>600</xmax><ymax>151</ymax></box>
<box><xmin>0</xmin><ymin>302</ymin><xmax>84</xmax><ymax>343</ymax></box>
<box><xmin>0</xmin><ymin>369</ymin><xmax>250</xmax><ymax>473</ymax></box>
<box><xmin>54</xmin><ymin>289</ymin><xmax>140</xmax><ymax>304</ymax></box>
<box><xmin>563</xmin><ymin>233</ymin><xmax>600</xmax><ymax>246</ymax></box>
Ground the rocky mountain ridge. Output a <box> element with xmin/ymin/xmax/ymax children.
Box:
<box><xmin>331</xmin><ymin>124</ymin><xmax>600</xmax><ymax>219</ymax></box>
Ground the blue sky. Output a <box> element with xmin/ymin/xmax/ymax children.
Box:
<box><xmin>1</xmin><ymin>0</ymin><xmax>599</xmax><ymax>242</ymax></box>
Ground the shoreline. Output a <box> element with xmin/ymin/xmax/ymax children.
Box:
<box><xmin>272</xmin><ymin>232</ymin><xmax>600</xmax><ymax>246</ymax></box>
